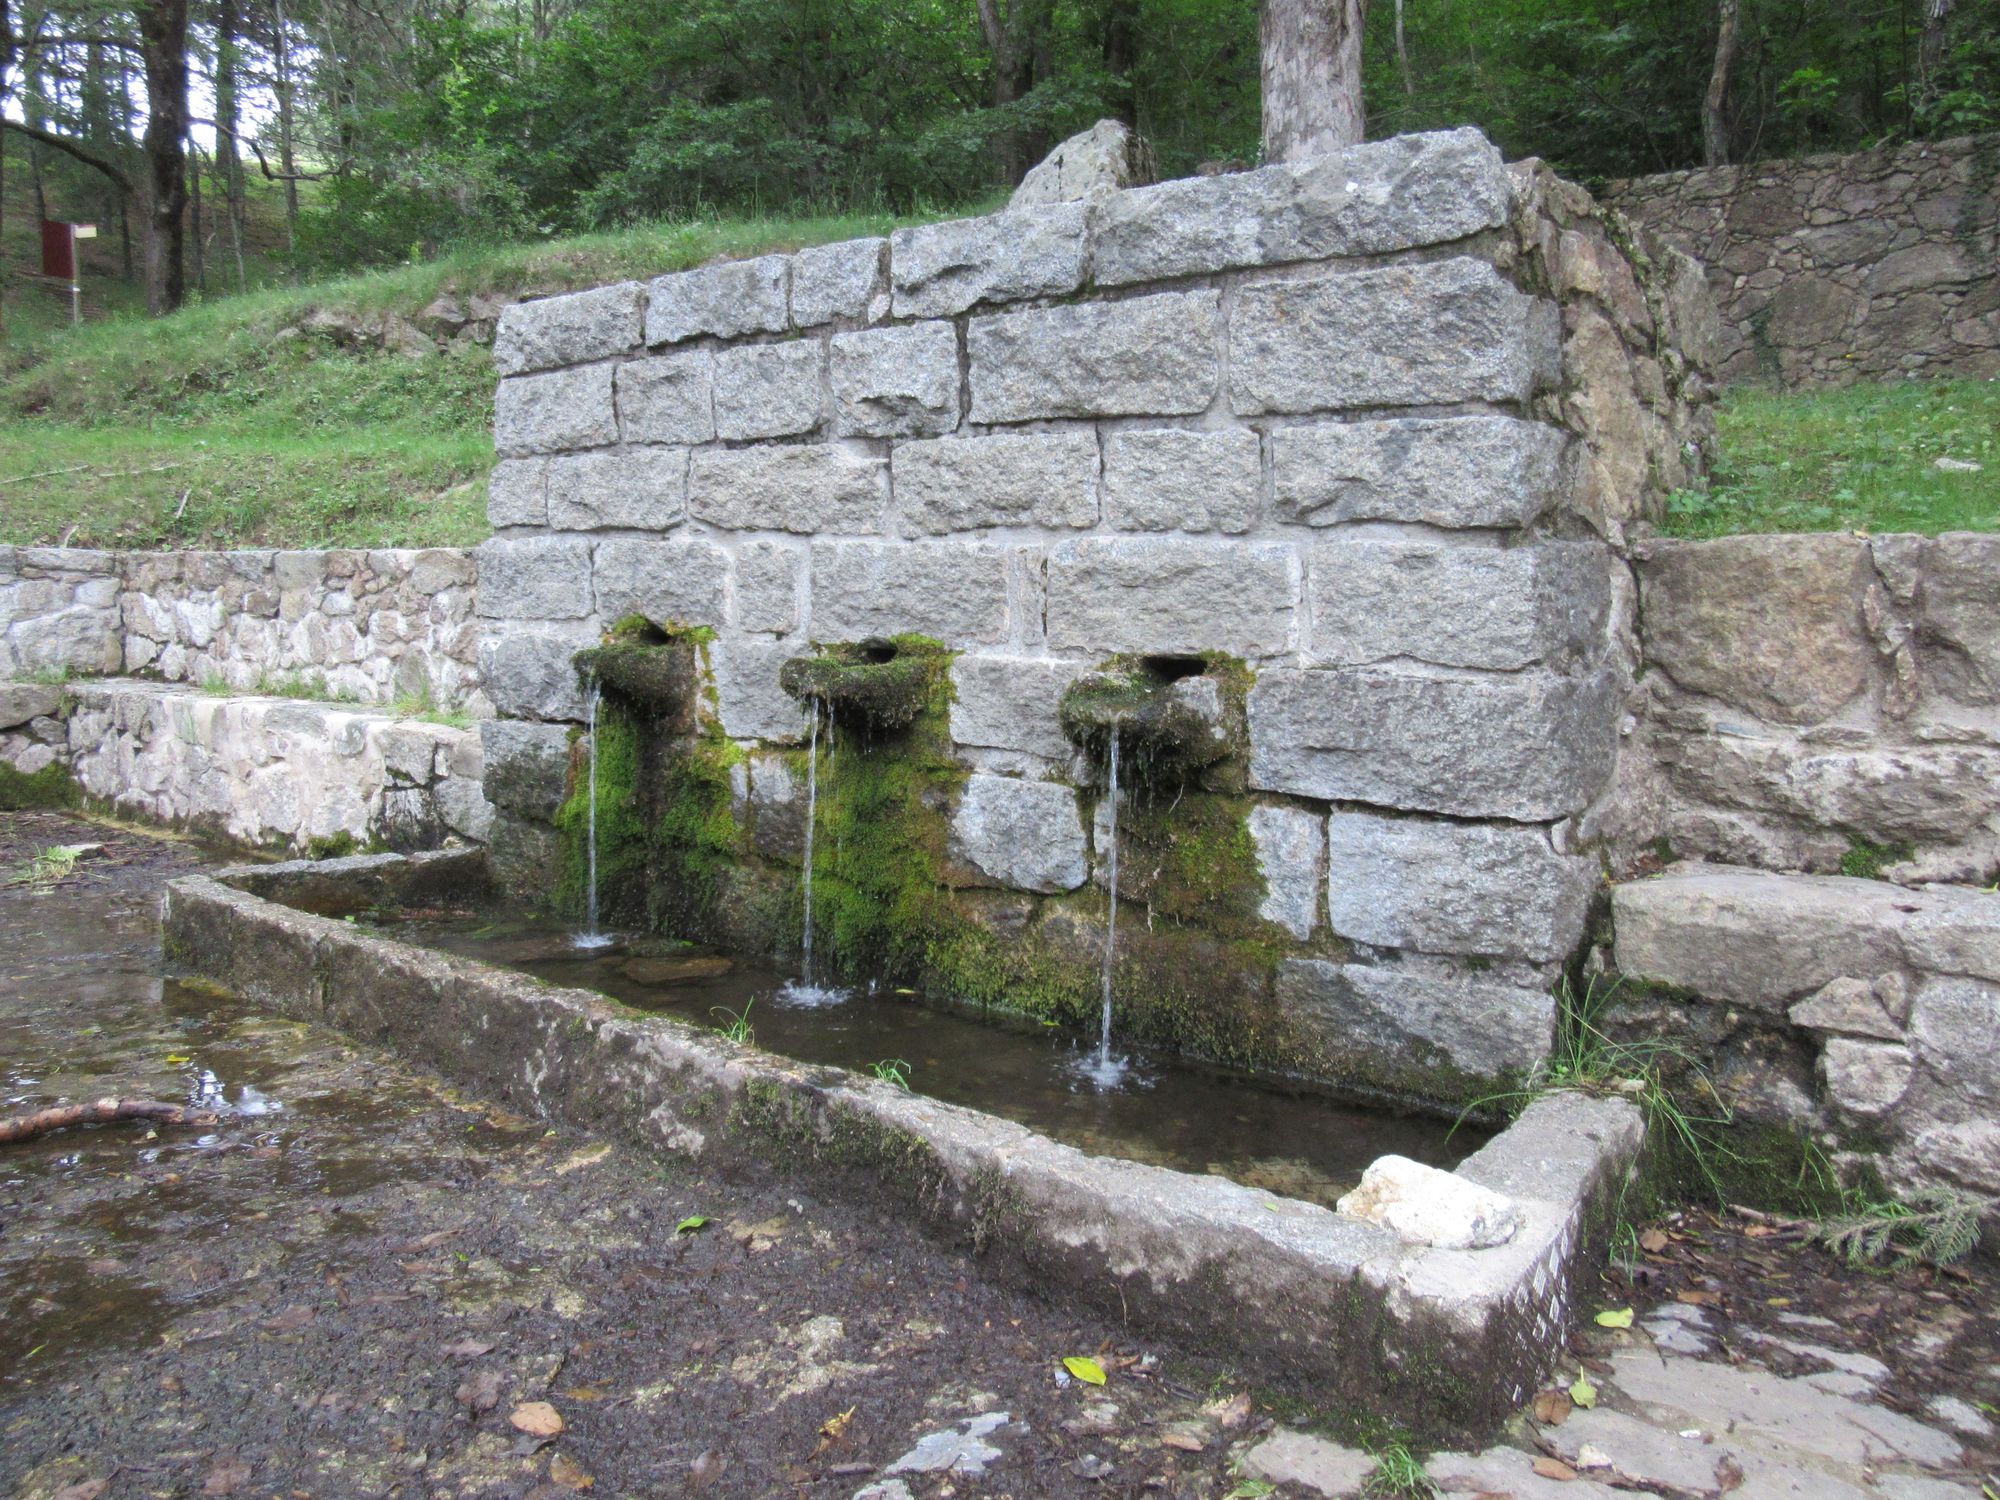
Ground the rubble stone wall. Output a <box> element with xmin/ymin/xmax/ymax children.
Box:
<box><xmin>476</xmin><ymin>127</ymin><xmax>1714</xmax><ymax>1100</ymax></box>
<box><xmin>0</xmin><ymin>546</ymin><xmax>484</xmax><ymax>712</ymax></box>
<box><xmin>1610</xmin><ymin>531</ymin><xmax>2000</xmax><ymax>885</ymax></box>
<box><xmin>1604</xmin><ymin>133</ymin><xmax>2000</xmax><ymax>385</ymax></box>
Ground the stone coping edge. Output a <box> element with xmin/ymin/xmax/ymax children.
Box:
<box><xmin>161</xmin><ymin>850</ymin><xmax>1644</xmax><ymax>1441</ymax></box>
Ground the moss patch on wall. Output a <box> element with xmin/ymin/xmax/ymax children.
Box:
<box><xmin>0</xmin><ymin>761</ymin><xmax>79</xmax><ymax>810</ymax></box>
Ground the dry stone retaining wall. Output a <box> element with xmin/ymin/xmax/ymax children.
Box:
<box><xmin>1604</xmin><ymin>133</ymin><xmax>2000</xmax><ymax>385</ymax></box>
<box><xmin>0</xmin><ymin>545</ymin><xmax>484</xmax><ymax>712</ymax></box>
<box><xmin>478</xmin><ymin>127</ymin><xmax>1715</xmax><ymax>1099</ymax></box>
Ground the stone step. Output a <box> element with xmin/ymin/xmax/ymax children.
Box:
<box><xmin>1609</xmin><ymin>862</ymin><xmax>1998</xmax><ymax>1211</ymax></box>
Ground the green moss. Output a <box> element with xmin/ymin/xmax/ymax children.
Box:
<box><xmin>1057</xmin><ymin>653</ymin><xmax>1251</xmax><ymax>787</ymax></box>
<box><xmin>1840</xmin><ymin>836</ymin><xmax>1913</xmax><ymax>881</ymax></box>
<box><xmin>305</xmin><ymin>830</ymin><xmax>360</xmax><ymax>860</ymax></box>
<box><xmin>778</xmin><ymin>635</ymin><xmax>953</xmax><ymax>736</ymax></box>
<box><xmin>575</xmin><ymin>616</ymin><xmax>708</xmax><ymax>730</ymax></box>
<box><xmin>0</xmin><ymin>760</ymin><xmax>79</xmax><ymax>810</ymax></box>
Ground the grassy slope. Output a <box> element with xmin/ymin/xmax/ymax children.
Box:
<box><xmin>0</xmin><ymin>211</ymin><xmax>954</xmax><ymax>551</ymax></box>
<box><xmin>1665</xmin><ymin>378</ymin><xmax>2000</xmax><ymax>538</ymax></box>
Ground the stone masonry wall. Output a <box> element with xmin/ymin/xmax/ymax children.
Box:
<box><xmin>477</xmin><ymin>127</ymin><xmax>1714</xmax><ymax>1099</ymax></box>
<box><xmin>1609</xmin><ymin>531</ymin><xmax>2000</xmax><ymax>884</ymax></box>
<box><xmin>0</xmin><ymin>546</ymin><xmax>484</xmax><ymax>712</ymax></box>
<box><xmin>1604</xmin><ymin>133</ymin><xmax>2000</xmax><ymax>386</ymax></box>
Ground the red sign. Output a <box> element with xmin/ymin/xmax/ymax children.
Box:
<box><xmin>41</xmin><ymin>219</ymin><xmax>76</xmax><ymax>281</ymax></box>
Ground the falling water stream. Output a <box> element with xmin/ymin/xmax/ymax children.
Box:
<box><xmin>1082</xmin><ymin>725</ymin><xmax>1130</xmax><ymax>1089</ymax></box>
<box><xmin>779</xmin><ymin>705</ymin><xmax>844</xmax><ymax>1006</ymax></box>
<box><xmin>573</xmin><ymin>681</ymin><xmax>613</xmax><ymax>951</ymax></box>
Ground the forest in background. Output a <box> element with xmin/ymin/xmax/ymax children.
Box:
<box><xmin>1</xmin><ymin>0</ymin><xmax>1997</xmax><ymax>309</ymax></box>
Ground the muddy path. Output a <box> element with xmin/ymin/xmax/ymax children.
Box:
<box><xmin>0</xmin><ymin>813</ymin><xmax>1263</xmax><ymax>1498</ymax></box>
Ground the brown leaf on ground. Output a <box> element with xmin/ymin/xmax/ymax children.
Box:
<box><xmin>455</xmin><ymin>1369</ymin><xmax>502</xmax><ymax>1412</ymax></box>
<box><xmin>1532</xmin><ymin>1389</ymin><xmax>1574</xmax><ymax>1426</ymax></box>
<box><xmin>1716</xmin><ymin>1456</ymin><xmax>1745</xmax><ymax>1493</ymax></box>
<box><xmin>1160</xmin><ymin>1432</ymin><xmax>1206</xmax><ymax>1453</ymax></box>
<box><xmin>511</xmin><ymin>1401</ymin><xmax>565</xmax><ymax>1438</ymax></box>
<box><xmin>1532</xmin><ymin>1457</ymin><xmax>1578</xmax><ymax>1481</ymax></box>
<box><xmin>441</xmin><ymin>1336</ymin><xmax>497</xmax><ymax>1358</ymax></box>
<box><xmin>548</xmin><ymin>1452</ymin><xmax>595</xmax><ymax>1490</ymax></box>
<box><xmin>261</xmin><ymin>1304</ymin><xmax>315</xmax><ymax>1333</ymax></box>
<box><xmin>1639</xmin><ymin>1228</ymin><xmax>1670</xmax><ymax>1253</ymax></box>
<box><xmin>1203</xmin><ymin>1391</ymin><xmax>1254</xmax><ymax>1430</ymax></box>
<box><xmin>1676</xmin><ymin>1289</ymin><xmax>1724</xmax><ymax>1307</ymax></box>
<box><xmin>202</xmin><ymin>1455</ymin><xmax>253</xmax><ymax>1495</ymax></box>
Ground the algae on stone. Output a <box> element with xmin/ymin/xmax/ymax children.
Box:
<box><xmin>778</xmin><ymin>635</ymin><xmax>954</xmax><ymax>736</ymax></box>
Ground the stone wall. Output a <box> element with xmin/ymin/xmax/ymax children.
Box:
<box><xmin>1604</xmin><ymin>133</ymin><xmax>2000</xmax><ymax>385</ymax></box>
<box><xmin>1611</xmin><ymin>531</ymin><xmax>2000</xmax><ymax>884</ymax></box>
<box><xmin>0</xmin><ymin>546</ymin><xmax>485</xmax><ymax>712</ymax></box>
<box><xmin>477</xmin><ymin>127</ymin><xmax>1715</xmax><ymax>1104</ymax></box>
<box><xmin>0</xmin><ymin>677</ymin><xmax>489</xmax><ymax>852</ymax></box>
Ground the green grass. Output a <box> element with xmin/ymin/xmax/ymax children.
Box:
<box><xmin>0</xmin><ymin>208</ymin><xmax>957</xmax><ymax>551</ymax></box>
<box><xmin>1666</xmin><ymin>378</ymin><xmax>2000</xmax><ymax>538</ymax></box>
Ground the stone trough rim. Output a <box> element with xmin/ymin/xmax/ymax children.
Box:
<box><xmin>160</xmin><ymin>847</ymin><xmax>1646</xmax><ymax>1441</ymax></box>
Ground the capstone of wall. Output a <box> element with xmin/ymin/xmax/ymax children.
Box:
<box><xmin>1604</xmin><ymin>133</ymin><xmax>2000</xmax><ymax>385</ymax></box>
<box><xmin>0</xmin><ymin>546</ymin><xmax>485</xmax><ymax>712</ymax></box>
<box><xmin>476</xmin><ymin>127</ymin><xmax>1715</xmax><ymax>1104</ymax></box>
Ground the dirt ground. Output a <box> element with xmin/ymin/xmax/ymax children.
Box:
<box><xmin>1</xmin><ymin>811</ymin><xmax>1995</xmax><ymax>1500</ymax></box>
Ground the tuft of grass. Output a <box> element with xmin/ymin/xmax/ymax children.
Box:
<box><xmin>1665</xmin><ymin>378</ymin><xmax>2000</xmax><ymax>539</ymax></box>
<box><xmin>868</xmin><ymin>1058</ymin><xmax>912</xmax><ymax>1091</ymax></box>
<box><xmin>711</xmin><ymin>999</ymin><xmax>755</xmax><ymax>1045</ymax></box>
<box><xmin>1839</xmin><ymin>836</ymin><xmax>1914</xmax><ymax>880</ymax></box>
<box><xmin>1364</xmin><ymin>1442</ymin><xmax>1436</xmax><ymax>1500</ymax></box>
<box><xmin>8</xmin><ymin>843</ymin><xmax>83</xmax><ymax>886</ymax></box>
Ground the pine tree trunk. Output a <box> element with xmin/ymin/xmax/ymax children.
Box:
<box><xmin>214</xmin><ymin>0</ymin><xmax>245</xmax><ymax>289</ymax></box>
<box><xmin>1260</xmin><ymin>0</ymin><xmax>1368</xmax><ymax>163</ymax></box>
<box><xmin>273</xmin><ymin>0</ymin><xmax>300</xmax><ymax>250</ymax></box>
<box><xmin>1917</xmin><ymin>0</ymin><xmax>1957</xmax><ymax>107</ymax></box>
<box><xmin>138</xmin><ymin>0</ymin><xmax>190</xmax><ymax>315</ymax></box>
<box><xmin>1702</xmin><ymin>0</ymin><xmax>1741</xmax><ymax>168</ymax></box>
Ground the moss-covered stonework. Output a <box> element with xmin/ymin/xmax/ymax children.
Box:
<box><xmin>0</xmin><ymin>761</ymin><xmax>79</xmax><ymax>810</ymax></box>
<box><xmin>1058</xmin><ymin>654</ymin><xmax>1251</xmax><ymax>788</ymax></box>
<box><xmin>778</xmin><ymin>636</ymin><xmax>954</xmax><ymax>736</ymax></box>
<box><xmin>574</xmin><ymin>616</ymin><xmax>706</xmax><ymax>734</ymax></box>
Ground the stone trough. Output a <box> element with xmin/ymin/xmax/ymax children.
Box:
<box><xmin>163</xmin><ymin>847</ymin><xmax>1645</xmax><ymax>1442</ymax></box>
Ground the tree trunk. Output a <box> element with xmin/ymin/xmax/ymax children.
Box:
<box><xmin>1100</xmin><ymin>0</ymin><xmax>1138</xmax><ymax>124</ymax></box>
<box><xmin>974</xmin><ymin>0</ymin><xmax>1055</xmax><ymax>185</ymax></box>
<box><xmin>137</xmin><ymin>0</ymin><xmax>189</xmax><ymax>315</ymax></box>
<box><xmin>1394</xmin><ymin>0</ymin><xmax>1412</xmax><ymax>97</ymax></box>
<box><xmin>1702</xmin><ymin>0</ymin><xmax>1741</xmax><ymax>168</ymax></box>
<box><xmin>1</xmin><ymin>0</ymin><xmax>13</xmax><ymax>340</ymax></box>
<box><xmin>273</xmin><ymin>0</ymin><xmax>299</xmax><ymax>249</ymax></box>
<box><xmin>214</xmin><ymin>0</ymin><xmax>245</xmax><ymax>290</ymax></box>
<box><xmin>188</xmin><ymin>135</ymin><xmax>205</xmax><ymax>294</ymax></box>
<box><xmin>24</xmin><ymin>41</ymin><xmax>48</xmax><ymax>224</ymax></box>
<box><xmin>1260</xmin><ymin>0</ymin><xmax>1368</xmax><ymax>163</ymax></box>
<box><xmin>1917</xmin><ymin>0</ymin><xmax>1957</xmax><ymax>106</ymax></box>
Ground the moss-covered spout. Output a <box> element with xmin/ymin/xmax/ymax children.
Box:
<box><xmin>778</xmin><ymin>636</ymin><xmax>952</xmax><ymax>735</ymax></box>
<box><xmin>1058</xmin><ymin>654</ymin><xmax>1247</xmax><ymax>785</ymax></box>
<box><xmin>573</xmin><ymin>615</ymin><xmax>704</xmax><ymax>734</ymax></box>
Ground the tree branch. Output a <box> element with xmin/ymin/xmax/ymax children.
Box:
<box><xmin>1</xmin><ymin>117</ymin><xmax>130</xmax><ymax>191</ymax></box>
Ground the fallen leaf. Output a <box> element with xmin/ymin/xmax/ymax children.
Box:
<box><xmin>1593</xmin><ymin>1308</ymin><xmax>1635</xmax><ymax>1329</ymax></box>
<box><xmin>1204</xmin><ymin>1391</ymin><xmax>1254</xmax><ymax>1430</ymax></box>
<box><xmin>689</xmin><ymin>1449</ymin><xmax>725</xmax><ymax>1486</ymax></box>
<box><xmin>455</xmin><ymin>1369</ymin><xmax>503</xmax><ymax>1412</ymax></box>
<box><xmin>676</xmin><ymin>1215</ymin><xmax>710</xmax><ymax>1236</ymax></box>
<box><xmin>1676</xmin><ymin>1289</ymin><xmax>1723</xmax><ymax>1307</ymax></box>
<box><xmin>1715</xmin><ymin>1456</ymin><xmax>1745</xmax><ymax>1494</ymax></box>
<box><xmin>1638</xmin><ymin>1228</ymin><xmax>1670</xmax><ymax>1253</ymax></box>
<box><xmin>202</xmin><ymin>1456</ymin><xmax>253</xmax><ymax>1495</ymax></box>
<box><xmin>1569</xmin><ymin>1374</ymin><xmax>1598</xmax><ymax>1409</ymax></box>
<box><xmin>165</xmin><ymin>1054</ymin><xmax>192</xmax><ymax>1065</ymax></box>
<box><xmin>549</xmin><ymin>1452</ymin><xmax>595</xmax><ymax>1490</ymax></box>
<box><xmin>261</xmin><ymin>1304</ymin><xmax>316</xmax><ymax>1334</ymax></box>
<box><xmin>556</xmin><ymin>1144</ymin><xmax>612</xmax><ymax>1175</ymax></box>
<box><xmin>1765</xmin><ymin>1297</ymin><xmax>1792</xmax><ymax>1308</ymax></box>
<box><xmin>511</xmin><ymin>1400</ymin><xmax>565</xmax><ymax>1437</ymax></box>
<box><xmin>1532</xmin><ymin>1389</ymin><xmax>1574</xmax><ymax>1426</ymax></box>
<box><xmin>1743</xmin><ymin>1224</ymin><xmax>1779</xmax><ymax>1239</ymax></box>
<box><xmin>814</xmin><ymin>1405</ymin><xmax>857</xmax><ymax>1456</ymax></box>
<box><xmin>441</xmin><ymin>1336</ymin><xmax>498</xmax><ymax>1358</ymax></box>
<box><xmin>1063</xmin><ymin>1356</ymin><xmax>1108</xmax><ymax>1386</ymax></box>
<box><xmin>1161</xmin><ymin>1432</ymin><xmax>1206</xmax><ymax>1453</ymax></box>
<box><xmin>1532</xmin><ymin>1457</ymin><xmax>1578</xmax><ymax>1482</ymax></box>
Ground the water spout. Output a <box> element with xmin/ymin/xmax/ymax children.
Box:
<box><xmin>573</xmin><ymin>680</ymin><xmax>614</xmax><ymax>951</ymax></box>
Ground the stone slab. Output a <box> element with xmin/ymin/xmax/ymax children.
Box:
<box><xmin>790</xmin><ymin>237</ymin><xmax>887</xmax><ymax>327</ymax></box>
<box><xmin>1046</xmin><ymin>537</ymin><xmax>1296</xmax><ymax>656</ymax></box>
<box><xmin>889</xmin><ymin>204</ymin><xmax>1088</xmax><ymax>319</ymax></box>
<box><xmin>1326</xmin><ymin>811</ymin><xmax>1597</xmax><ymax>964</ymax></box>
<box><xmin>1307</xmin><ymin>539</ymin><xmax>1610</xmax><ymax>671</ymax></box>
<box><xmin>1278</xmin><ymin>957</ymin><xmax>1557</xmax><ymax>1079</ymax></box>
<box><xmin>645</xmin><ymin>255</ymin><xmax>789</xmax><ymax>344</ymax></box>
<box><xmin>830</xmin><ymin>323</ymin><xmax>960</xmax><ymax>438</ymax></box>
<box><xmin>494</xmin><ymin>282</ymin><xmax>644</xmax><ymax>376</ymax></box>
<box><xmin>967</xmin><ymin>291</ymin><xmax>1220</xmax><ymax>424</ymax></box>
<box><xmin>1093</xmin><ymin>127</ymin><xmax>1511</xmax><ymax>286</ymax></box>
<box><xmin>713</xmin><ymin>341</ymin><xmax>825</xmax><ymax>440</ymax></box>
<box><xmin>893</xmin><ymin>433</ymin><xmax>1098</xmax><ymax>535</ymax></box>
<box><xmin>948</xmin><ymin>655</ymin><xmax>1087</xmax><ymax>761</ymax></box>
<box><xmin>592</xmin><ymin>539</ymin><xmax>728</xmax><ymax>629</ymax></box>
<box><xmin>1229</xmin><ymin>258</ymin><xmax>1559</xmax><ymax>415</ymax></box>
<box><xmin>1104</xmin><ymin>429</ymin><xmax>1261</xmax><ymax>534</ymax></box>
<box><xmin>1247</xmin><ymin>803</ymin><xmax>1326</xmax><ymax>940</ymax></box>
<box><xmin>615</xmin><ymin>352</ymin><xmax>716</xmax><ymax>445</ymax></box>
<box><xmin>732</xmin><ymin>540</ymin><xmax>802</xmax><ymax>635</ymax></box>
<box><xmin>949</xmin><ymin>772</ymin><xmax>1087</xmax><ymax>893</ymax></box>
<box><xmin>1271</xmin><ymin>416</ymin><xmax>1568</xmax><ymax>530</ymax></box>
<box><xmin>689</xmin><ymin>448</ymin><xmax>887</xmax><ymax>534</ymax></box>
<box><xmin>809</xmin><ymin>542</ymin><xmax>1013</xmax><ymax>645</ymax></box>
<box><xmin>1248</xmin><ymin>666</ymin><xmax>1622</xmax><ymax>820</ymax></box>
<box><xmin>474</xmin><ymin>538</ymin><xmax>594</xmax><ymax>621</ymax></box>
<box><xmin>494</xmin><ymin>364</ymin><xmax>618</xmax><ymax>456</ymax></box>
<box><xmin>544</xmin><ymin>449</ymin><xmax>689</xmax><ymax>532</ymax></box>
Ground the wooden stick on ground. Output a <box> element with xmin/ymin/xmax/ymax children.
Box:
<box><xmin>0</xmin><ymin>1098</ymin><xmax>212</xmax><ymax>1145</ymax></box>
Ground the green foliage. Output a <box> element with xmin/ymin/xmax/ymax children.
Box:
<box><xmin>868</xmin><ymin>1058</ymin><xmax>913</xmax><ymax>1090</ymax></box>
<box><xmin>1364</xmin><ymin>1442</ymin><xmax>1436</xmax><ymax>1500</ymax></box>
<box><xmin>7</xmin><ymin>843</ymin><xmax>83</xmax><ymax>887</ymax></box>
<box><xmin>711</xmin><ymin>1000</ymin><xmax>756</xmax><ymax>1045</ymax></box>
<box><xmin>1665</xmin><ymin>379</ymin><xmax>2000</xmax><ymax>540</ymax></box>
<box><xmin>0</xmin><ymin>762</ymin><xmax>80</xmax><ymax>811</ymax></box>
<box><xmin>1807</xmin><ymin>1185</ymin><xmax>1985</xmax><ymax>1268</ymax></box>
<box><xmin>1839</xmin><ymin>836</ymin><xmax>1914</xmax><ymax>880</ymax></box>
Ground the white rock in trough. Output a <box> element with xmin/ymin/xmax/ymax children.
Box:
<box><xmin>1336</xmin><ymin>1154</ymin><xmax>1524</xmax><ymax>1249</ymax></box>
